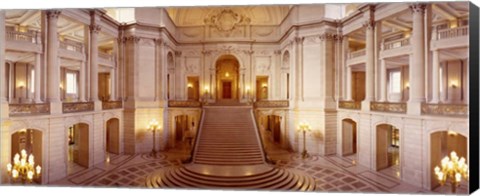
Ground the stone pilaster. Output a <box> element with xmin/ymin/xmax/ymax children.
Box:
<box><xmin>46</xmin><ymin>10</ymin><xmax>62</xmax><ymax>114</ymax></box>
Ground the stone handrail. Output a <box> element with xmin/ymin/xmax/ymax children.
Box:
<box><xmin>59</xmin><ymin>39</ymin><xmax>84</xmax><ymax>53</ymax></box>
<box><xmin>168</xmin><ymin>100</ymin><xmax>202</xmax><ymax>107</ymax></box>
<box><xmin>254</xmin><ymin>100</ymin><xmax>289</xmax><ymax>108</ymax></box>
<box><xmin>383</xmin><ymin>37</ymin><xmax>410</xmax><ymax>50</ymax></box>
<box><xmin>370</xmin><ymin>102</ymin><xmax>407</xmax><ymax>113</ymax></box>
<box><xmin>6</xmin><ymin>30</ymin><xmax>39</xmax><ymax>44</ymax></box>
<box><xmin>102</xmin><ymin>101</ymin><xmax>123</xmax><ymax>110</ymax></box>
<box><xmin>62</xmin><ymin>102</ymin><xmax>94</xmax><ymax>113</ymax></box>
<box><xmin>9</xmin><ymin>103</ymin><xmax>50</xmax><ymax>116</ymax></box>
<box><xmin>347</xmin><ymin>49</ymin><xmax>366</xmax><ymax>59</ymax></box>
<box><xmin>436</xmin><ymin>26</ymin><xmax>469</xmax><ymax>40</ymax></box>
<box><xmin>421</xmin><ymin>103</ymin><xmax>468</xmax><ymax>117</ymax></box>
<box><xmin>338</xmin><ymin>100</ymin><xmax>361</xmax><ymax>110</ymax></box>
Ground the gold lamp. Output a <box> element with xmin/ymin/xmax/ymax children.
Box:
<box><xmin>298</xmin><ymin>121</ymin><xmax>311</xmax><ymax>159</ymax></box>
<box><xmin>6</xmin><ymin>149</ymin><xmax>41</xmax><ymax>184</ymax></box>
<box><xmin>148</xmin><ymin>119</ymin><xmax>159</xmax><ymax>157</ymax></box>
<box><xmin>434</xmin><ymin>151</ymin><xmax>469</xmax><ymax>193</ymax></box>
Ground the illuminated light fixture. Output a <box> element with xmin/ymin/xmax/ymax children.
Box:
<box><xmin>405</xmin><ymin>83</ymin><xmax>409</xmax><ymax>90</ymax></box>
<box><xmin>6</xmin><ymin>149</ymin><xmax>42</xmax><ymax>184</ymax></box>
<box><xmin>225</xmin><ymin>72</ymin><xmax>230</xmax><ymax>77</ymax></box>
<box><xmin>448</xmin><ymin>130</ymin><xmax>458</xmax><ymax>136</ymax></box>
<box><xmin>17</xmin><ymin>81</ymin><xmax>25</xmax><ymax>88</ymax></box>
<box><xmin>450</xmin><ymin>80</ymin><xmax>458</xmax><ymax>88</ymax></box>
<box><xmin>298</xmin><ymin>121</ymin><xmax>311</xmax><ymax>159</ymax></box>
<box><xmin>262</xmin><ymin>83</ymin><xmax>268</xmax><ymax>88</ymax></box>
<box><xmin>59</xmin><ymin>83</ymin><xmax>64</xmax><ymax>89</ymax></box>
<box><xmin>187</xmin><ymin>83</ymin><xmax>193</xmax><ymax>88</ymax></box>
<box><xmin>148</xmin><ymin>119</ymin><xmax>159</xmax><ymax>157</ymax></box>
<box><xmin>434</xmin><ymin>151</ymin><xmax>469</xmax><ymax>193</ymax></box>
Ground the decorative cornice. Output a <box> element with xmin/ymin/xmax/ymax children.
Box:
<box><xmin>201</xmin><ymin>50</ymin><xmax>212</xmax><ymax>55</ymax></box>
<box><xmin>409</xmin><ymin>3</ymin><xmax>427</xmax><ymax>14</ymax></box>
<box><xmin>125</xmin><ymin>36</ymin><xmax>140</xmax><ymax>43</ymax></box>
<box><xmin>319</xmin><ymin>33</ymin><xmax>338</xmax><ymax>41</ymax></box>
<box><xmin>175</xmin><ymin>51</ymin><xmax>182</xmax><ymax>57</ymax></box>
<box><xmin>46</xmin><ymin>10</ymin><xmax>61</xmax><ymax>19</ymax></box>
<box><xmin>154</xmin><ymin>38</ymin><xmax>164</xmax><ymax>44</ymax></box>
<box><xmin>274</xmin><ymin>50</ymin><xmax>282</xmax><ymax>55</ymax></box>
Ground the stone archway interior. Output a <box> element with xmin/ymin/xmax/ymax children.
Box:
<box><xmin>376</xmin><ymin>124</ymin><xmax>400</xmax><ymax>171</ymax></box>
<box><xmin>106</xmin><ymin>118</ymin><xmax>120</xmax><ymax>154</ymax></box>
<box><xmin>215</xmin><ymin>55</ymin><xmax>240</xmax><ymax>101</ymax></box>
<box><xmin>342</xmin><ymin>119</ymin><xmax>357</xmax><ymax>156</ymax></box>
<box><xmin>68</xmin><ymin>123</ymin><xmax>89</xmax><ymax>169</ymax></box>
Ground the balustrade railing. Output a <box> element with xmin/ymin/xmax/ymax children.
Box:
<box><xmin>254</xmin><ymin>100</ymin><xmax>289</xmax><ymax>108</ymax></box>
<box><xmin>421</xmin><ymin>103</ymin><xmax>468</xmax><ymax>117</ymax></box>
<box><xmin>338</xmin><ymin>100</ymin><xmax>361</xmax><ymax>110</ymax></box>
<box><xmin>9</xmin><ymin>103</ymin><xmax>50</xmax><ymax>116</ymax></box>
<box><xmin>436</xmin><ymin>26</ymin><xmax>469</xmax><ymax>40</ymax></box>
<box><xmin>347</xmin><ymin>49</ymin><xmax>366</xmax><ymax>59</ymax></box>
<box><xmin>59</xmin><ymin>39</ymin><xmax>84</xmax><ymax>53</ymax></box>
<box><xmin>168</xmin><ymin>100</ymin><xmax>202</xmax><ymax>107</ymax></box>
<box><xmin>62</xmin><ymin>102</ymin><xmax>94</xmax><ymax>113</ymax></box>
<box><xmin>102</xmin><ymin>101</ymin><xmax>123</xmax><ymax>110</ymax></box>
<box><xmin>370</xmin><ymin>102</ymin><xmax>407</xmax><ymax>113</ymax></box>
<box><xmin>99</xmin><ymin>52</ymin><xmax>114</xmax><ymax>62</ymax></box>
<box><xmin>382</xmin><ymin>37</ymin><xmax>410</xmax><ymax>50</ymax></box>
<box><xmin>6</xmin><ymin>30</ymin><xmax>39</xmax><ymax>44</ymax></box>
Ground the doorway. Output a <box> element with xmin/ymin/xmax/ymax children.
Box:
<box><xmin>222</xmin><ymin>81</ymin><xmax>232</xmax><ymax>99</ymax></box>
<box><xmin>106</xmin><ymin>118</ymin><xmax>120</xmax><ymax>155</ymax></box>
<box><xmin>342</xmin><ymin>119</ymin><xmax>357</xmax><ymax>156</ymax></box>
<box><xmin>215</xmin><ymin>55</ymin><xmax>240</xmax><ymax>101</ymax></box>
<box><xmin>376</xmin><ymin>124</ymin><xmax>400</xmax><ymax>178</ymax></box>
<box><xmin>67</xmin><ymin>123</ymin><xmax>89</xmax><ymax>174</ymax></box>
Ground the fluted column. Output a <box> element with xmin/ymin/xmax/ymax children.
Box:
<box><xmin>34</xmin><ymin>53</ymin><xmax>42</xmax><ymax>103</ymax></box>
<box><xmin>364</xmin><ymin>20</ymin><xmax>375</xmax><ymax>102</ymax></box>
<box><xmin>408</xmin><ymin>4</ymin><xmax>426</xmax><ymax>114</ymax></box>
<box><xmin>379</xmin><ymin>58</ymin><xmax>387</xmax><ymax>102</ymax></box>
<box><xmin>79</xmin><ymin>60</ymin><xmax>86</xmax><ymax>102</ymax></box>
<box><xmin>0</xmin><ymin>10</ymin><xmax>6</xmax><ymax>103</ymax></box>
<box><xmin>294</xmin><ymin>37</ymin><xmax>304</xmax><ymax>102</ymax></box>
<box><xmin>46</xmin><ymin>10</ymin><xmax>61</xmax><ymax>103</ymax></box>
<box><xmin>346</xmin><ymin>65</ymin><xmax>352</xmax><ymax>101</ymax></box>
<box><xmin>89</xmin><ymin>24</ymin><xmax>100</xmax><ymax>102</ymax></box>
<box><xmin>430</xmin><ymin>49</ymin><xmax>440</xmax><ymax>103</ymax></box>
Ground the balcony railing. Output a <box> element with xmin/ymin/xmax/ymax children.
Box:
<box><xmin>370</xmin><ymin>102</ymin><xmax>407</xmax><ymax>113</ymax></box>
<box><xmin>421</xmin><ymin>103</ymin><xmax>468</xmax><ymax>117</ymax></box>
<box><xmin>6</xmin><ymin>30</ymin><xmax>39</xmax><ymax>44</ymax></box>
<box><xmin>168</xmin><ymin>100</ymin><xmax>202</xmax><ymax>107</ymax></box>
<box><xmin>102</xmin><ymin>101</ymin><xmax>123</xmax><ymax>110</ymax></box>
<box><xmin>347</xmin><ymin>49</ymin><xmax>366</xmax><ymax>59</ymax></box>
<box><xmin>436</xmin><ymin>26</ymin><xmax>469</xmax><ymax>40</ymax></box>
<box><xmin>338</xmin><ymin>100</ymin><xmax>361</xmax><ymax>110</ymax></box>
<box><xmin>59</xmin><ymin>39</ymin><xmax>84</xmax><ymax>53</ymax></box>
<box><xmin>382</xmin><ymin>37</ymin><xmax>410</xmax><ymax>50</ymax></box>
<box><xmin>62</xmin><ymin>102</ymin><xmax>94</xmax><ymax>113</ymax></box>
<box><xmin>9</xmin><ymin>103</ymin><xmax>50</xmax><ymax>116</ymax></box>
<box><xmin>99</xmin><ymin>52</ymin><xmax>114</xmax><ymax>62</ymax></box>
<box><xmin>254</xmin><ymin>100</ymin><xmax>289</xmax><ymax>108</ymax></box>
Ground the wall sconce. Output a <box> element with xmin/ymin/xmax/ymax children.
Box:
<box><xmin>225</xmin><ymin>72</ymin><xmax>230</xmax><ymax>77</ymax></box>
<box><xmin>17</xmin><ymin>81</ymin><xmax>25</xmax><ymax>89</ymax></box>
<box><xmin>405</xmin><ymin>83</ymin><xmax>410</xmax><ymax>90</ymax></box>
<box><xmin>448</xmin><ymin>130</ymin><xmax>458</xmax><ymax>136</ymax></box>
<box><xmin>262</xmin><ymin>83</ymin><xmax>268</xmax><ymax>88</ymax></box>
<box><xmin>59</xmin><ymin>84</ymin><xmax>64</xmax><ymax>89</ymax></box>
<box><xmin>204</xmin><ymin>86</ymin><xmax>209</xmax><ymax>93</ymax></box>
<box><xmin>187</xmin><ymin>83</ymin><xmax>193</xmax><ymax>88</ymax></box>
<box><xmin>450</xmin><ymin>81</ymin><xmax>458</xmax><ymax>89</ymax></box>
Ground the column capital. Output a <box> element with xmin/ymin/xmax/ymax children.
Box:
<box><xmin>362</xmin><ymin>19</ymin><xmax>375</xmax><ymax>30</ymax></box>
<box><xmin>46</xmin><ymin>10</ymin><xmax>61</xmax><ymax>19</ymax></box>
<box><xmin>409</xmin><ymin>3</ymin><xmax>427</xmax><ymax>14</ymax></box>
<box><xmin>154</xmin><ymin>38</ymin><xmax>164</xmax><ymax>44</ymax></box>
<box><xmin>89</xmin><ymin>24</ymin><xmax>101</xmax><ymax>34</ymax></box>
<box><xmin>202</xmin><ymin>50</ymin><xmax>212</xmax><ymax>55</ymax></box>
<box><xmin>274</xmin><ymin>50</ymin><xmax>282</xmax><ymax>55</ymax></box>
<box><xmin>125</xmin><ymin>36</ymin><xmax>140</xmax><ymax>43</ymax></box>
<box><xmin>294</xmin><ymin>37</ymin><xmax>304</xmax><ymax>44</ymax></box>
<box><xmin>319</xmin><ymin>33</ymin><xmax>338</xmax><ymax>41</ymax></box>
<box><xmin>175</xmin><ymin>51</ymin><xmax>182</xmax><ymax>57</ymax></box>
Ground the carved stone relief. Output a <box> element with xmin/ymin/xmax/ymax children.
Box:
<box><xmin>185</xmin><ymin>57</ymin><xmax>201</xmax><ymax>74</ymax></box>
<box><xmin>255</xmin><ymin>56</ymin><xmax>271</xmax><ymax>75</ymax></box>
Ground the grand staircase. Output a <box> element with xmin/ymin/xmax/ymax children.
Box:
<box><xmin>146</xmin><ymin>105</ymin><xmax>316</xmax><ymax>191</ymax></box>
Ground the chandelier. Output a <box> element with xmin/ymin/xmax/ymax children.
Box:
<box><xmin>6</xmin><ymin>149</ymin><xmax>42</xmax><ymax>184</ymax></box>
<box><xmin>434</xmin><ymin>151</ymin><xmax>468</xmax><ymax>193</ymax></box>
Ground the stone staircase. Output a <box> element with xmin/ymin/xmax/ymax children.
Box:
<box><xmin>193</xmin><ymin>107</ymin><xmax>264</xmax><ymax>165</ymax></box>
<box><xmin>145</xmin><ymin>104</ymin><xmax>316</xmax><ymax>191</ymax></box>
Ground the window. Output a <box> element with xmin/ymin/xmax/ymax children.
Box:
<box><xmin>66</xmin><ymin>72</ymin><xmax>77</xmax><ymax>94</ymax></box>
<box><xmin>389</xmin><ymin>71</ymin><xmax>401</xmax><ymax>93</ymax></box>
<box><xmin>30</xmin><ymin>69</ymin><xmax>34</xmax><ymax>93</ymax></box>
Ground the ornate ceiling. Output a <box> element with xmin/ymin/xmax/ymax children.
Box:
<box><xmin>166</xmin><ymin>6</ymin><xmax>292</xmax><ymax>27</ymax></box>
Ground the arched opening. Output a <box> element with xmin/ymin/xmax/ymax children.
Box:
<box><xmin>376</xmin><ymin>124</ymin><xmax>400</xmax><ymax>177</ymax></box>
<box><xmin>430</xmin><ymin>130</ymin><xmax>468</xmax><ymax>192</ymax></box>
<box><xmin>341</xmin><ymin>119</ymin><xmax>357</xmax><ymax>157</ymax></box>
<box><xmin>11</xmin><ymin>129</ymin><xmax>42</xmax><ymax>184</ymax></box>
<box><xmin>106</xmin><ymin>118</ymin><xmax>120</xmax><ymax>155</ymax></box>
<box><xmin>265</xmin><ymin>115</ymin><xmax>282</xmax><ymax>144</ymax></box>
<box><xmin>67</xmin><ymin>123</ymin><xmax>89</xmax><ymax>174</ymax></box>
<box><xmin>215</xmin><ymin>55</ymin><xmax>240</xmax><ymax>102</ymax></box>
<box><xmin>174</xmin><ymin>115</ymin><xmax>195</xmax><ymax>150</ymax></box>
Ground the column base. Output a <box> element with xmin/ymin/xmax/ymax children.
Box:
<box><xmin>407</xmin><ymin>101</ymin><xmax>422</xmax><ymax>115</ymax></box>
<box><xmin>49</xmin><ymin>101</ymin><xmax>62</xmax><ymax>114</ymax></box>
<box><xmin>93</xmin><ymin>100</ymin><xmax>102</xmax><ymax>111</ymax></box>
<box><xmin>361</xmin><ymin>100</ymin><xmax>371</xmax><ymax>112</ymax></box>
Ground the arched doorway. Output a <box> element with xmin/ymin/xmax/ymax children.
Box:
<box><xmin>430</xmin><ymin>130</ymin><xmax>467</xmax><ymax>191</ymax></box>
<box><xmin>11</xmin><ymin>129</ymin><xmax>42</xmax><ymax>183</ymax></box>
<box><xmin>215</xmin><ymin>55</ymin><xmax>240</xmax><ymax>101</ymax></box>
<box><xmin>67</xmin><ymin>123</ymin><xmax>89</xmax><ymax>174</ymax></box>
<box><xmin>376</xmin><ymin>124</ymin><xmax>400</xmax><ymax>177</ymax></box>
<box><xmin>342</xmin><ymin>119</ymin><xmax>357</xmax><ymax>157</ymax></box>
<box><xmin>106</xmin><ymin>118</ymin><xmax>120</xmax><ymax>155</ymax></box>
<box><xmin>266</xmin><ymin>115</ymin><xmax>282</xmax><ymax>144</ymax></box>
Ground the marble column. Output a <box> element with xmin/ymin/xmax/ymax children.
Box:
<box><xmin>342</xmin><ymin>35</ymin><xmax>348</xmax><ymax>100</ymax></box>
<box><xmin>79</xmin><ymin>60</ymin><xmax>86</xmax><ymax>102</ymax></box>
<box><xmin>430</xmin><ymin>49</ymin><xmax>439</xmax><ymax>103</ymax></box>
<box><xmin>110</xmin><ymin>68</ymin><xmax>116</xmax><ymax>101</ymax></box>
<box><xmin>34</xmin><ymin>53</ymin><xmax>42</xmax><ymax>103</ymax></box>
<box><xmin>379</xmin><ymin>58</ymin><xmax>387</xmax><ymax>102</ymax></box>
<box><xmin>0</xmin><ymin>10</ymin><xmax>6</xmax><ymax>103</ymax></box>
<box><xmin>364</xmin><ymin>20</ymin><xmax>375</xmax><ymax>102</ymax></box>
<box><xmin>89</xmin><ymin>24</ymin><xmax>100</xmax><ymax>102</ymax></box>
<box><xmin>346</xmin><ymin>65</ymin><xmax>352</xmax><ymax>101</ymax></box>
<box><xmin>408</xmin><ymin>4</ymin><xmax>426</xmax><ymax>114</ymax></box>
<box><xmin>46</xmin><ymin>10</ymin><xmax>61</xmax><ymax>103</ymax></box>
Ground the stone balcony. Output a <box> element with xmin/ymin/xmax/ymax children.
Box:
<box><xmin>62</xmin><ymin>102</ymin><xmax>94</xmax><ymax>113</ymax></box>
<box><xmin>346</xmin><ymin>49</ymin><xmax>366</xmax><ymax>66</ymax></box>
<box><xmin>254</xmin><ymin>100</ymin><xmax>289</xmax><ymax>108</ymax></box>
<box><xmin>431</xmin><ymin>26</ymin><xmax>469</xmax><ymax>50</ymax></box>
<box><xmin>9</xmin><ymin>103</ymin><xmax>50</xmax><ymax>117</ymax></box>
<box><xmin>5</xmin><ymin>30</ymin><xmax>42</xmax><ymax>53</ymax></box>
<box><xmin>338</xmin><ymin>100</ymin><xmax>361</xmax><ymax>110</ymax></box>
<box><xmin>370</xmin><ymin>102</ymin><xmax>407</xmax><ymax>114</ymax></box>
<box><xmin>102</xmin><ymin>100</ymin><xmax>123</xmax><ymax>110</ymax></box>
<box><xmin>380</xmin><ymin>37</ymin><xmax>411</xmax><ymax>59</ymax></box>
<box><xmin>168</xmin><ymin>100</ymin><xmax>202</xmax><ymax>108</ymax></box>
<box><xmin>421</xmin><ymin>103</ymin><xmax>468</xmax><ymax>117</ymax></box>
